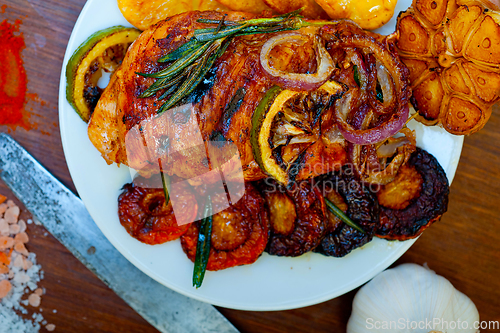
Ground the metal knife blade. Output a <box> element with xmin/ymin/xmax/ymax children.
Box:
<box><xmin>0</xmin><ymin>133</ymin><xmax>239</xmax><ymax>333</ymax></box>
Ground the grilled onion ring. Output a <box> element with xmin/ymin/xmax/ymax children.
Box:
<box><xmin>320</xmin><ymin>23</ymin><xmax>411</xmax><ymax>145</ymax></box>
<box><xmin>367</xmin><ymin>59</ymin><xmax>397</xmax><ymax>115</ymax></box>
<box><xmin>335</xmin><ymin>90</ymin><xmax>410</xmax><ymax>145</ymax></box>
<box><xmin>260</xmin><ymin>32</ymin><xmax>335</xmax><ymax>91</ymax></box>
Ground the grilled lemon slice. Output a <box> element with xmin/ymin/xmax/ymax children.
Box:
<box><xmin>66</xmin><ymin>26</ymin><xmax>140</xmax><ymax>122</ymax></box>
<box><xmin>251</xmin><ymin>81</ymin><xmax>345</xmax><ymax>185</ymax></box>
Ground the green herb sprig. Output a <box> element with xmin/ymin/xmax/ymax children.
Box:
<box><xmin>193</xmin><ymin>196</ymin><xmax>213</xmax><ymax>288</ymax></box>
<box><xmin>137</xmin><ymin>9</ymin><xmax>335</xmax><ymax>114</ymax></box>
<box><xmin>324</xmin><ymin>197</ymin><xmax>365</xmax><ymax>233</ymax></box>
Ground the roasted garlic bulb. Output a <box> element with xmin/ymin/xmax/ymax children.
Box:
<box><xmin>395</xmin><ymin>0</ymin><xmax>500</xmax><ymax>135</ymax></box>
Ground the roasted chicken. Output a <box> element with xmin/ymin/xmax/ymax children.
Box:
<box><xmin>88</xmin><ymin>10</ymin><xmax>413</xmax><ymax>186</ymax></box>
<box><xmin>88</xmin><ymin>11</ymin><xmax>349</xmax><ymax>184</ymax></box>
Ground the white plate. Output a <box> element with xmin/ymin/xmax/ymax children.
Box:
<box><xmin>58</xmin><ymin>0</ymin><xmax>464</xmax><ymax>311</ymax></box>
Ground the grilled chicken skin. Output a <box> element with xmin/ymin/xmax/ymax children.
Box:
<box><xmin>88</xmin><ymin>10</ymin><xmax>347</xmax><ymax>183</ymax></box>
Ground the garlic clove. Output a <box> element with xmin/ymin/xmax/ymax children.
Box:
<box><xmin>347</xmin><ymin>263</ymin><xmax>480</xmax><ymax>333</ymax></box>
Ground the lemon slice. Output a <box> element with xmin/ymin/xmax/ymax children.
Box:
<box><xmin>66</xmin><ymin>26</ymin><xmax>140</xmax><ymax>122</ymax></box>
<box><xmin>251</xmin><ymin>81</ymin><xmax>345</xmax><ymax>185</ymax></box>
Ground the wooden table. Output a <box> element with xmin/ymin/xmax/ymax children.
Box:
<box><xmin>1</xmin><ymin>0</ymin><xmax>499</xmax><ymax>332</ymax></box>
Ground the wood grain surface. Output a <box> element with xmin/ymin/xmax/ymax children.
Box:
<box><xmin>0</xmin><ymin>0</ymin><xmax>499</xmax><ymax>332</ymax></box>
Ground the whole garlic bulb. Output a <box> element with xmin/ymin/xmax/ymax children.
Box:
<box><xmin>348</xmin><ymin>264</ymin><xmax>479</xmax><ymax>333</ymax></box>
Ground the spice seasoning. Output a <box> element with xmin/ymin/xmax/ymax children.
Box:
<box><xmin>0</xmin><ymin>18</ymin><xmax>29</xmax><ymax>129</ymax></box>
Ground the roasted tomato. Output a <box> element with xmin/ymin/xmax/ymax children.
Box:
<box><xmin>375</xmin><ymin>147</ymin><xmax>449</xmax><ymax>240</ymax></box>
<box><xmin>316</xmin><ymin>168</ymin><xmax>380</xmax><ymax>257</ymax></box>
<box><xmin>181</xmin><ymin>182</ymin><xmax>269</xmax><ymax>271</ymax></box>
<box><xmin>118</xmin><ymin>175</ymin><xmax>197</xmax><ymax>244</ymax></box>
<box><xmin>259</xmin><ymin>179</ymin><xmax>327</xmax><ymax>257</ymax></box>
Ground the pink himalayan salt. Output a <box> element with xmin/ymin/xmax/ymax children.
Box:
<box><xmin>35</xmin><ymin>288</ymin><xmax>43</xmax><ymax>296</ymax></box>
<box><xmin>0</xmin><ymin>236</ymin><xmax>14</xmax><ymax>250</ymax></box>
<box><xmin>0</xmin><ymin>203</ymin><xmax>7</xmax><ymax>215</ymax></box>
<box><xmin>13</xmin><ymin>255</ymin><xmax>24</xmax><ymax>268</ymax></box>
<box><xmin>0</xmin><ymin>279</ymin><xmax>12</xmax><ymax>298</ymax></box>
<box><xmin>4</xmin><ymin>206</ymin><xmax>20</xmax><ymax>224</ymax></box>
<box><xmin>14</xmin><ymin>232</ymin><xmax>29</xmax><ymax>244</ymax></box>
<box><xmin>28</xmin><ymin>293</ymin><xmax>41</xmax><ymax>307</ymax></box>
<box><xmin>18</xmin><ymin>219</ymin><xmax>26</xmax><ymax>233</ymax></box>
<box><xmin>46</xmin><ymin>324</ymin><xmax>56</xmax><ymax>331</ymax></box>
<box><xmin>14</xmin><ymin>242</ymin><xmax>29</xmax><ymax>256</ymax></box>
<box><xmin>23</xmin><ymin>258</ymin><xmax>33</xmax><ymax>270</ymax></box>
<box><xmin>6</xmin><ymin>200</ymin><xmax>15</xmax><ymax>208</ymax></box>
<box><xmin>0</xmin><ymin>219</ymin><xmax>9</xmax><ymax>235</ymax></box>
<box><xmin>9</xmin><ymin>223</ymin><xmax>20</xmax><ymax>235</ymax></box>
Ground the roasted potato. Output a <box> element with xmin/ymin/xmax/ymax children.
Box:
<box><xmin>118</xmin><ymin>0</ymin><xmax>229</xmax><ymax>30</ymax></box>
<box><xmin>215</xmin><ymin>0</ymin><xmax>272</xmax><ymax>14</ymax></box>
<box><xmin>263</xmin><ymin>0</ymin><xmax>328</xmax><ymax>19</ymax></box>
<box><xmin>315</xmin><ymin>0</ymin><xmax>397</xmax><ymax>29</ymax></box>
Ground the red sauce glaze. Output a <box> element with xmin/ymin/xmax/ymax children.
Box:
<box><xmin>0</xmin><ymin>18</ymin><xmax>30</xmax><ymax>129</ymax></box>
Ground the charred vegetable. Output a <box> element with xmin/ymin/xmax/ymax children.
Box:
<box><xmin>316</xmin><ymin>168</ymin><xmax>379</xmax><ymax>257</ymax></box>
<box><xmin>260</xmin><ymin>179</ymin><xmax>327</xmax><ymax>257</ymax></box>
<box><xmin>375</xmin><ymin>147</ymin><xmax>449</xmax><ymax>240</ymax></box>
<box><xmin>323</xmin><ymin>21</ymin><xmax>412</xmax><ymax>146</ymax></box>
<box><xmin>324</xmin><ymin>197</ymin><xmax>365</xmax><ymax>233</ymax></box>
<box><xmin>118</xmin><ymin>175</ymin><xmax>197</xmax><ymax>245</ymax></box>
<box><xmin>66</xmin><ymin>26</ymin><xmax>140</xmax><ymax>122</ymax></box>
<box><xmin>181</xmin><ymin>183</ymin><xmax>269</xmax><ymax>271</ymax></box>
<box><xmin>251</xmin><ymin>82</ymin><xmax>346</xmax><ymax>186</ymax></box>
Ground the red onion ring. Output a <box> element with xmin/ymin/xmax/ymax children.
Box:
<box><xmin>321</xmin><ymin>25</ymin><xmax>410</xmax><ymax>145</ymax></box>
<box><xmin>345</xmin><ymin>48</ymin><xmax>371</xmax><ymax>94</ymax></box>
<box><xmin>368</xmin><ymin>60</ymin><xmax>397</xmax><ymax>114</ymax></box>
<box><xmin>260</xmin><ymin>33</ymin><xmax>335</xmax><ymax>91</ymax></box>
<box><xmin>335</xmin><ymin>90</ymin><xmax>409</xmax><ymax>145</ymax></box>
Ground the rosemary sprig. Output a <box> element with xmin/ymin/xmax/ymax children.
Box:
<box><xmin>137</xmin><ymin>10</ymin><xmax>335</xmax><ymax>114</ymax></box>
<box><xmin>193</xmin><ymin>195</ymin><xmax>213</xmax><ymax>288</ymax></box>
<box><xmin>140</xmin><ymin>40</ymin><xmax>215</xmax><ymax>79</ymax></box>
<box><xmin>157</xmin><ymin>37</ymin><xmax>231</xmax><ymax>113</ymax></box>
<box><xmin>324</xmin><ymin>197</ymin><xmax>365</xmax><ymax>234</ymax></box>
<box><xmin>158</xmin><ymin>158</ymin><xmax>170</xmax><ymax>205</ymax></box>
